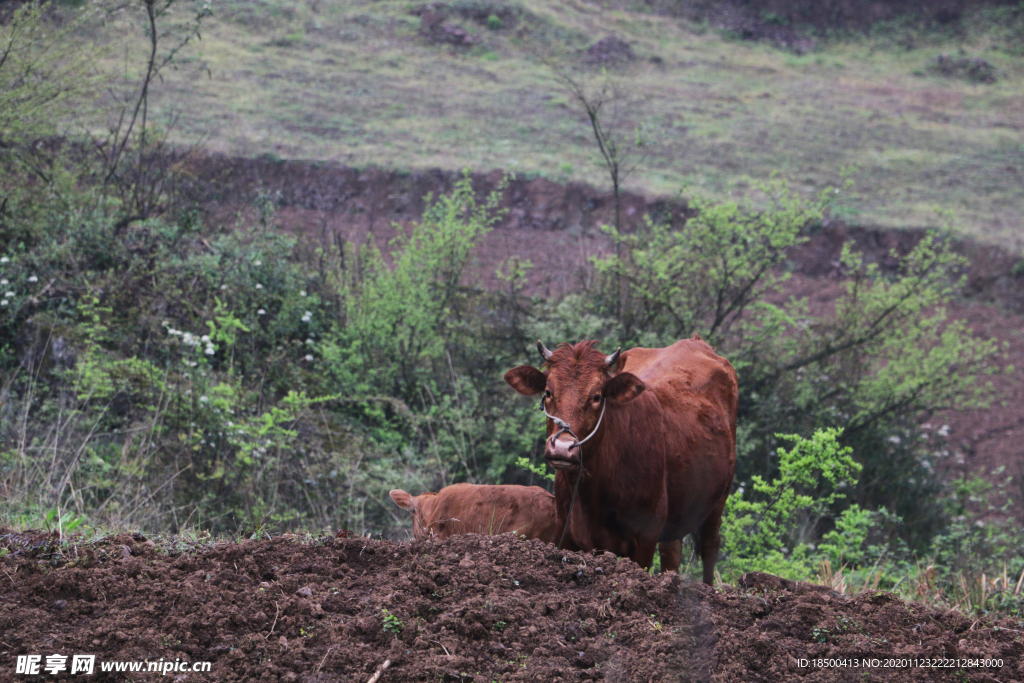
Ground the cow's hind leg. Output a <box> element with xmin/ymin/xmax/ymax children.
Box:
<box><xmin>658</xmin><ymin>540</ymin><xmax>682</xmax><ymax>573</ymax></box>
<box><xmin>696</xmin><ymin>502</ymin><xmax>726</xmax><ymax>585</ymax></box>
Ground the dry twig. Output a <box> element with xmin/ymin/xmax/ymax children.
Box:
<box><xmin>265</xmin><ymin>601</ymin><xmax>280</xmax><ymax>639</ymax></box>
<box><xmin>366</xmin><ymin>659</ymin><xmax>391</xmax><ymax>683</ymax></box>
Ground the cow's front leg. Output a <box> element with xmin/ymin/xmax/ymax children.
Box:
<box><xmin>657</xmin><ymin>539</ymin><xmax>682</xmax><ymax>573</ymax></box>
<box><xmin>632</xmin><ymin>537</ymin><xmax>658</xmax><ymax>570</ymax></box>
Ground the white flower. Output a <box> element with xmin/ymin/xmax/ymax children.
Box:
<box><xmin>0</xmin><ymin>257</ymin><xmax>8</xmax><ymax>263</ymax></box>
<box><xmin>0</xmin><ymin>279</ymin><xmax>7</xmax><ymax>285</ymax></box>
<box><xmin>221</xmin><ymin>284</ymin><xmax>228</xmax><ymax>290</ymax></box>
<box><xmin>304</xmin><ymin>354</ymin><xmax>314</xmax><ymax>361</ymax></box>
<box><xmin>254</xmin><ymin>260</ymin><xmax>262</xmax><ymax>266</ymax></box>
<box><xmin>199</xmin><ymin>396</ymin><xmax>209</xmax><ymax>403</ymax></box>
<box><xmin>301</xmin><ymin>311</ymin><xmax>312</xmax><ymax>322</ymax></box>
<box><xmin>201</xmin><ymin>335</ymin><xmax>210</xmax><ymax>342</ymax></box>
<box><xmin>257</xmin><ymin>309</ymin><xmax>266</xmax><ymax>315</ymax></box>
<box><xmin>205</xmin><ymin>346</ymin><xmax>215</xmax><ymax>355</ymax></box>
<box><xmin>255</xmin><ymin>283</ymin><xmax>263</xmax><ymax>290</ymax></box>
<box><xmin>938</xmin><ymin>424</ymin><xmax>950</xmax><ymax>437</ymax></box>
<box><xmin>305</xmin><ymin>338</ymin><xmax>314</xmax><ymax>345</ymax></box>
<box><xmin>300</xmin><ymin>290</ymin><xmax>307</xmax><ymax>297</ymax></box>
<box><xmin>4</xmin><ymin>292</ymin><xmax>13</xmax><ymax>298</ymax></box>
<box><xmin>27</xmin><ymin>275</ymin><xmax>38</xmax><ymax>283</ymax></box>
<box><xmin>888</xmin><ymin>435</ymin><xmax>901</xmax><ymax>444</ymax></box>
<box><xmin>0</xmin><ymin>300</ymin><xmax>7</xmax><ymax>306</ymax></box>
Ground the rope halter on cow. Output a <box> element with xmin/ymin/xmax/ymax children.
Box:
<box><xmin>538</xmin><ymin>396</ymin><xmax>607</xmax><ymax>452</ymax></box>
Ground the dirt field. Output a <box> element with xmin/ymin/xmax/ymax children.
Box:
<box><xmin>2</xmin><ymin>530</ymin><xmax>1021</xmax><ymax>682</ymax></box>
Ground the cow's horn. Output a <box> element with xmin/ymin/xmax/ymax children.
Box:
<box><xmin>605</xmin><ymin>347</ymin><xmax>621</xmax><ymax>368</ymax></box>
<box><xmin>537</xmin><ymin>341</ymin><xmax>554</xmax><ymax>361</ymax></box>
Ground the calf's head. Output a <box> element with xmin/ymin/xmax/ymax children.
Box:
<box><xmin>389</xmin><ymin>489</ymin><xmax>438</xmax><ymax>539</ymax></box>
<box><xmin>504</xmin><ymin>340</ymin><xmax>644</xmax><ymax>470</ymax></box>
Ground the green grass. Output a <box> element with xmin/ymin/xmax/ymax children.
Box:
<box><xmin>101</xmin><ymin>0</ymin><xmax>1023</xmax><ymax>244</ymax></box>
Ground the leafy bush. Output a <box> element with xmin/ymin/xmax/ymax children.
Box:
<box><xmin>321</xmin><ymin>172</ymin><xmax>506</xmax><ymax>400</ymax></box>
<box><xmin>0</xmin><ymin>160</ymin><xmax>543</xmax><ymax>535</ymax></box>
<box><xmin>719</xmin><ymin>429</ymin><xmax>861</xmax><ymax>580</ymax></box>
<box><xmin>592</xmin><ymin>180</ymin><xmax>816</xmax><ymax>346</ymax></box>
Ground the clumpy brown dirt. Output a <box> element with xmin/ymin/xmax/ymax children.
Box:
<box><xmin>2</xmin><ymin>531</ymin><xmax>1021</xmax><ymax>682</ymax></box>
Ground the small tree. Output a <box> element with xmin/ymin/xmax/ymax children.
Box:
<box><xmin>90</xmin><ymin>0</ymin><xmax>212</xmax><ymax>230</ymax></box>
<box><xmin>547</xmin><ymin>64</ymin><xmax>649</xmax><ymax>234</ymax></box>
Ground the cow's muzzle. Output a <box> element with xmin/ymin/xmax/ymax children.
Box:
<box><xmin>545</xmin><ymin>435</ymin><xmax>581</xmax><ymax>470</ymax></box>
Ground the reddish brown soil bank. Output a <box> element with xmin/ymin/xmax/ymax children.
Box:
<box><xmin>1</xmin><ymin>532</ymin><xmax>1020</xmax><ymax>682</ymax></box>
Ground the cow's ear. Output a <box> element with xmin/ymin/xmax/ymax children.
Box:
<box><xmin>605</xmin><ymin>372</ymin><xmax>645</xmax><ymax>403</ymax></box>
<box><xmin>389</xmin><ymin>489</ymin><xmax>417</xmax><ymax>511</ymax></box>
<box><xmin>504</xmin><ymin>365</ymin><xmax>547</xmax><ymax>396</ymax></box>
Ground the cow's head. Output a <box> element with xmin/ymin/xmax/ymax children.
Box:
<box><xmin>504</xmin><ymin>340</ymin><xmax>645</xmax><ymax>470</ymax></box>
<box><xmin>389</xmin><ymin>489</ymin><xmax>438</xmax><ymax>539</ymax></box>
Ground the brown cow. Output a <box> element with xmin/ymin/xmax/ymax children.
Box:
<box><xmin>389</xmin><ymin>483</ymin><xmax>558</xmax><ymax>543</ymax></box>
<box><xmin>503</xmin><ymin>338</ymin><xmax>737</xmax><ymax>584</ymax></box>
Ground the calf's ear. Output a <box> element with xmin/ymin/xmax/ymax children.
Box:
<box><xmin>504</xmin><ymin>365</ymin><xmax>547</xmax><ymax>396</ymax></box>
<box><xmin>605</xmin><ymin>372</ymin><xmax>645</xmax><ymax>403</ymax></box>
<box><xmin>389</xmin><ymin>489</ymin><xmax>417</xmax><ymax>511</ymax></box>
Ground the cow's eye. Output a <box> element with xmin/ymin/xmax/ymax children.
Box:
<box><xmin>593</xmin><ymin>393</ymin><xmax>602</xmax><ymax>402</ymax></box>
<box><xmin>545</xmin><ymin>390</ymin><xmax>552</xmax><ymax>399</ymax></box>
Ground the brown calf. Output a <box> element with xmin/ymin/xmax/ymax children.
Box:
<box><xmin>389</xmin><ymin>483</ymin><xmax>558</xmax><ymax>543</ymax></box>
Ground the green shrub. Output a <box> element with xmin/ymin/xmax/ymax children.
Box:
<box><xmin>321</xmin><ymin>171</ymin><xmax>506</xmax><ymax>400</ymax></box>
<box><xmin>719</xmin><ymin>429</ymin><xmax>860</xmax><ymax>580</ymax></box>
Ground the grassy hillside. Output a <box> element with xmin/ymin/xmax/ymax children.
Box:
<box><xmin>110</xmin><ymin>0</ymin><xmax>1024</xmax><ymax>245</ymax></box>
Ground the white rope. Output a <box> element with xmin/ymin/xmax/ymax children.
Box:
<box><xmin>540</xmin><ymin>398</ymin><xmax>607</xmax><ymax>451</ymax></box>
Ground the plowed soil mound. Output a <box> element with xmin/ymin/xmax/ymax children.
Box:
<box><xmin>2</xmin><ymin>531</ymin><xmax>1021</xmax><ymax>682</ymax></box>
